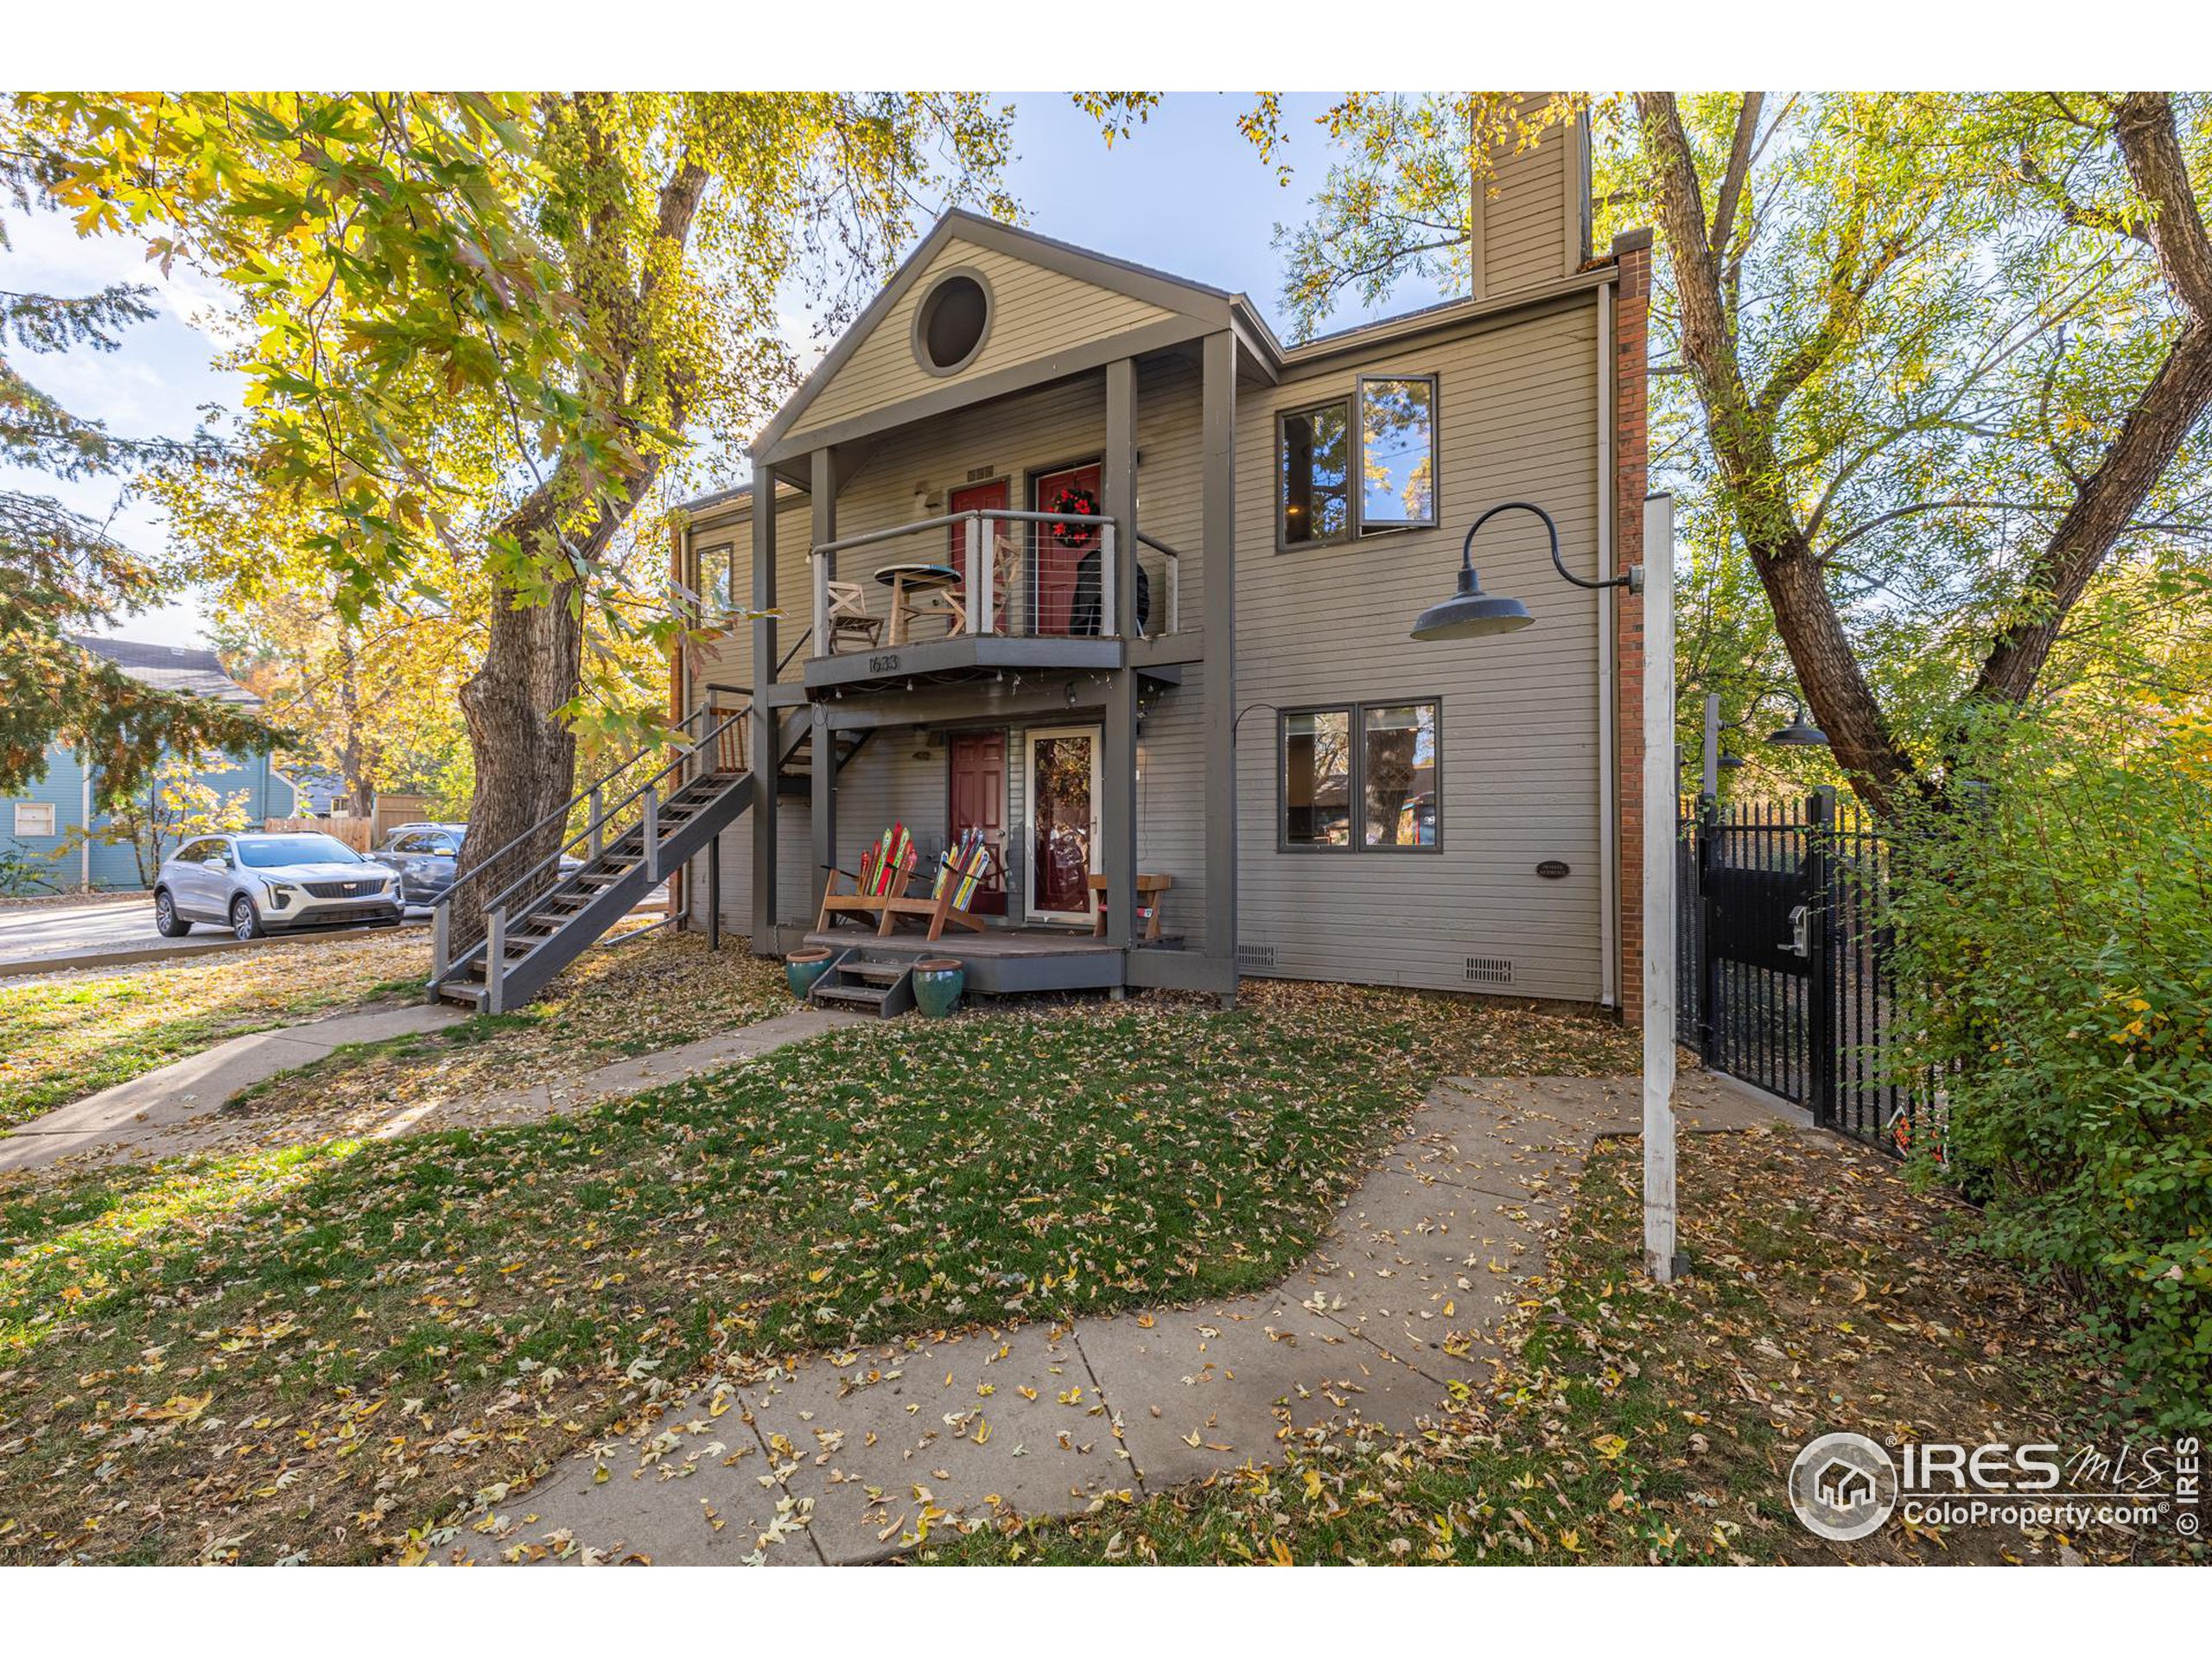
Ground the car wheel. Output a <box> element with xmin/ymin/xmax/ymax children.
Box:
<box><xmin>154</xmin><ymin>889</ymin><xmax>193</xmax><ymax>938</ymax></box>
<box><xmin>229</xmin><ymin>895</ymin><xmax>266</xmax><ymax>941</ymax></box>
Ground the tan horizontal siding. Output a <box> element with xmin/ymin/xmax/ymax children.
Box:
<box><xmin>791</xmin><ymin>239</ymin><xmax>1177</xmax><ymax>441</ymax></box>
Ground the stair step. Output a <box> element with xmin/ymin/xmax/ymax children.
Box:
<box><xmin>844</xmin><ymin>961</ymin><xmax>910</xmax><ymax>984</ymax></box>
<box><xmin>438</xmin><ymin>982</ymin><xmax>486</xmax><ymax>1009</ymax></box>
<box><xmin>811</xmin><ymin>982</ymin><xmax>895</xmax><ymax>1007</ymax></box>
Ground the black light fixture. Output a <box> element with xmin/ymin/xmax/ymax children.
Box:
<box><xmin>1767</xmin><ymin>702</ymin><xmax>1829</xmax><ymax>747</ymax></box>
<box><xmin>1410</xmin><ymin>500</ymin><xmax>1641</xmax><ymax>642</ymax></box>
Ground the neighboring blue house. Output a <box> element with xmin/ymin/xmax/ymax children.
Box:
<box><xmin>3</xmin><ymin>636</ymin><xmax>297</xmax><ymax>893</ymax></box>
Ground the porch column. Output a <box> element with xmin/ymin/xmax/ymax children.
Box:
<box><xmin>1200</xmin><ymin>329</ymin><xmax>1238</xmax><ymax>998</ymax></box>
<box><xmin>1099</xmin><ymin>357</ymin><xmax>1140</xmax><ymax>951</ymax></box>
<box><xmin>810</xmin><ymin>448</ymin><xmax>838</xmax><ymax>920</ymax></box>
<box><xmin>748</xmin><ymin>463</ymin><xmax>779</xmax><ymax>955</ymax></box>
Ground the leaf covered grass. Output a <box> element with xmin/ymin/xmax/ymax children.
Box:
<box><xmin>928</xmin><ymin>1122</ymin><xmax>2195</xmax><ymax>1567</ymax></box>
<box><xmin>0</xmin><ymin>931</ymin><xmax>427</xmax><ymax>1130</ymax></box>
<box><xmin>0</xmin><ymin>979</ymin><xmax>1633</xmax><ymax>1563</ymax></box>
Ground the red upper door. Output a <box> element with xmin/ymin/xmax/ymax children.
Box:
<box><xmin>947</xmin><ymin>480</ymin><xmax>1008</xmax><ymax>585</ymax></box>
<box><xmin>947</xmin><ymin>729</ymin><xmax>1008</xmax><ymax>915</ymax></box>
<box><xmin>1030</xmin><ymin>463</ymin><xmax>1100</xmax><ymax>637</ymax></box>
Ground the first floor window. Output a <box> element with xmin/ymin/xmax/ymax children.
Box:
<box><xmin>13</xmin><ymin>802</ymin><xmax>56</xmax><ymax>838</ymax></box>
<box><xmin>1362</xmin><ymin>702</ymin><xmax>1440</xmax><ymax>848</ymax></box>
<box><xmin>1280</xmin><ymin>700</ymin><xmax>1440</xmax><ymax>852</ymax></box>
<box><xmin>1281</xmin><ymin>709</ymin><xmax>1352</xmax><ymax>846</ymax></box>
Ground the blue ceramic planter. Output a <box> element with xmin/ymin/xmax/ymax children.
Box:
<box><xmin>785</xmin><ymin>949</ymin><xmax>835</xmax><ymax>1000</ymax></box>
<box><xmin>912</xmin><ymin>957</ymin><xmax>965</xmax><ymax>1018</ymax></box>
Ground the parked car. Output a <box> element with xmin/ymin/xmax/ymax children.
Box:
<box><xmin>367</xmin><ymin>821</ymin><xmax>469</xmax><ymax>907</ymax></box>
<box><xmin>154</xmin><ymin>831</ymin><xmax>403</xmax><ymax>940</ymax></box>
<box><xmin>367</xmin><ymin>822</ymin><xmax>585</xmax><ymax>909</ymax></box>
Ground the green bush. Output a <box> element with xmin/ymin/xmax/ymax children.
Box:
<box><xmin>1886</xmin><ymin>711</ymin><xmax>2212</xmax><ymax>1432</ymax></box>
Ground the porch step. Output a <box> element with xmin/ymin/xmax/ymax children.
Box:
<box><xmin>808</xmin><ymin>950</ymin><xmax>915</xmax><ymax>1016</ymax></box>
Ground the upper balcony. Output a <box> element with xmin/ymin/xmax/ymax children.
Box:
<box><xmin>803</xmin><ymin>505</ymin><xmax>1185</xmax><ymax>695</ymax></box>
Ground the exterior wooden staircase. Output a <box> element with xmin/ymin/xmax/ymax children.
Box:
<box><xmin>426</xmin><ymin>704</ymin><xmax>867</xmax><ymax>1013</ymax></box>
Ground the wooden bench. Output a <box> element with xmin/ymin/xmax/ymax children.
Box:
<box><xmin>1088</xmin><ymin>872</ymin><xmax>1173</xmax><ymax>940</ymax></box>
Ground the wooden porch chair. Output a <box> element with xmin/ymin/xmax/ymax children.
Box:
<box><xmin>817</xmin><ymin>823</ymin><xmax>918</xmax><ymax>931</ymax></box>
<box><xmin>942</xmin><ymin>535</ymin><xmax>1021</xmax><ymax>638</ymax></box>
<box><xmin>878</xmin><ymin>827</ymin><xmax>995</xmax><ymax>941</ymax></box>
<box><xmin>826</xmin><ymin>581</ymin><xmax>884</xmax><ymax>653</ymax></box>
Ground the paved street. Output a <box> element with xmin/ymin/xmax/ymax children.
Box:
<box><xmin>0</xmin><ymin>898</ymin><xmax>174</xmax><ymax>961</ymax></box>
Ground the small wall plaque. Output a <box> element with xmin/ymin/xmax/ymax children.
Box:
<box><xmin>1536</xmin><ymin>860</ymin><xmax>1570</xmax><ymax>880</ymax></box>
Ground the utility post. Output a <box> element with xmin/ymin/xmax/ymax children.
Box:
<box><xmin>1642</xmin><ymin>492</ymin><xmax>1681</xmax><ymax>1284</ymax></box>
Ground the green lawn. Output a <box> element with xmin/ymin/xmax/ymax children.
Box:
<box><xmin>0</xmin><ymin>932</ymin><xmax>427</xmax><ymax>1130</ymax></box>
<box><xmin>0</xmin><ymin>983</ymin><xmax>1633</xmax><ymax>1564</ymax></box>
<box><xmin>927</xmin><ymin>1123</ymin><xmax>2190</xmax><ymax>1567</ymax></box>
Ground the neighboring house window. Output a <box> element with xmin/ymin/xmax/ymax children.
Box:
<box><xmin>1280</xmin><ymin>700</ymin><xmax>1441</xmax><ymax>852</ymax></box>
<box><xmin>698</xmin><ymin>543</ymin><xmax>735</xmax><ymax>618</ymax></box>
<box><xmin>13</xmin><ymin>802</ymin><xmax>55</xmax><ymax>838</ymax></box>
<box><xmin>1277</xmin><ymin>375</ymin><xmax>1440</xmax><ymax>545</ymax></box>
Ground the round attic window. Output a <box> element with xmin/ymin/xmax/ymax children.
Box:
<box><xmin>913</xmin><ymin>270</ymin><xmax>991</xmax><ymax>374</ymax></box>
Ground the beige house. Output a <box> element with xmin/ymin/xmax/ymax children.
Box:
<box><xmin>431</xmin><ymin>112</ymin><xmax>1655</xmax><ymax>1018</ymax></box>
<box><xmin>652</xmin><ymin>109</ymin><xmax>1655</xmax><ymax>1020</ymax></box>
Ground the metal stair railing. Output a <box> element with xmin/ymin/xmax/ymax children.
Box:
<box><xmin>427</xmin><ymin>701</ymin><xmax>750</xmax><ymax>1001</ymax></box>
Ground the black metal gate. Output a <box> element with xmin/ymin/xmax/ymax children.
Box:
<box><xmin>1676</xmin><ymin>790</ymin><xmax>1934</xmax><ymax>1156</ymax></box>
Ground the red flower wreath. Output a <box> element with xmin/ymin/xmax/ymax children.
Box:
<box><xmin>1046</xmin><ymin>486</ymin><xmax>1098</xmax><ymax>549</ymax></box>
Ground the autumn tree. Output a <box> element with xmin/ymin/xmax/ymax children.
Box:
<box><xmin>1252</xmin><ymin>92</ymin><xmax>2212</xmax><ymax>818</ymax></box>
<box><xmin>7</xmin><ymin>92</ymin><xmax>1017</xmax><ymax>942</ymax></box>
<box><xmin>0</xmin><ymin>154</ymin><xmax>272</xmax><ymax>798</ymax></box>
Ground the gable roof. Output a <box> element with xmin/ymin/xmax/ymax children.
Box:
<box><xmin>751</xmin><ymin>209</ymin><xmax>1265</xmax><ymax>464</ymax></box>
<box><xmin>71</xmin><ymin>634</ymin><xmax>260</xmax><ymax>707</ymax></box>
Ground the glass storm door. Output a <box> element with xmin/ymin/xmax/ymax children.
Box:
<box><xmin>1024</xmin><ymin>725</ymin><xmax>1101</xmax><ymax>923</ymax></box>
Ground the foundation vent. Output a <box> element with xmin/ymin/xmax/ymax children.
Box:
<box><xmin>1464</xmin><ymin>956</ymin><xmax>1516</xmax><ymax>986</ymax></box>
<box><xmin>1236</xmin><ymin>943</ymin><xmax>1275</xmax><ymax>970</ymax></box>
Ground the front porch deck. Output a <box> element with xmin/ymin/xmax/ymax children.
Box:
<box><xmin>790</xmin><ymin>925</ymin><xmax>1169</xmax><ymax>995</ymax></box>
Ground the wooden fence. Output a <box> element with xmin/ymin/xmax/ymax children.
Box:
<box><xmin>264</xmin><ymin>817</ymin><xmax>373</xmax><ymax>852</ymax></box>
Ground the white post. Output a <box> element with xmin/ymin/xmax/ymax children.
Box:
<box><xmin>967</xmin><ymin>513</ymin><xmax>987</xmax><ymax>635</ymax></box>
<box><xmin>811</xmin><ymin>548</ymin><xmax>830</xmax><ymax>658</ymax></box>
<box><xmin>1098</xmin><ymin>523</ymin><xmax>1118</xmax><ymax>639</ymax></box>
<box><xmin>485</xmin><ymin>904</ymin><xmax>506</xmax><ymax>1015</ymax></box>
<box><xmin>644</xmin><ymin>785</ymin><xmax>660</xmax><ymax>884</ymax></box>
<box><xmin>1642</xmin><ymin>492</ymin><xmax>1680</xmax><ymax>1283</ymax></box>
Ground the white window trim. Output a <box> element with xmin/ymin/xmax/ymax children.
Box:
<box><xmin>14</xmin><ymin>802</ymin><xmax>58</xmax><ymax>838</ymax></box>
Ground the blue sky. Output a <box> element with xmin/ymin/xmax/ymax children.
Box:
<box><xmin>6</xmin><ymin>92</ymin><xmax>1452</xmax><ymax>649</ymax></box>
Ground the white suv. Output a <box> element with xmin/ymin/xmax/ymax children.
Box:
<box><xmin>155</xmin><ymin>831</ymin><xmax>404</xmax><ymax>941</ymax></box>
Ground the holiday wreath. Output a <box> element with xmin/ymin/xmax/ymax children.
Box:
<box><xmin>1046</xmin><ymin>485</ymin><xmax>1098</xmax><ymax>548</ymax></box>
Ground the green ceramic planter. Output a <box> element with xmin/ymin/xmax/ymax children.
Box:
<box><xmin>785</xmin><ymin>948</ymin><xmax>835</xmax><ymax>1000</ymax></box>
<box><xmin>912</xmin><ymin>957</ymin><xmax>965</xmax><ymax>1019</ymax></box>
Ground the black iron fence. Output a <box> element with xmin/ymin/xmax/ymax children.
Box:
<box><xmin>1676</xmin><ymin>790</ymin><xmax>1938</xmax><ymax>1156</ymax></box>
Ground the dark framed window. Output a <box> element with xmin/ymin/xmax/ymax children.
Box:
<box><xmin>696</xmin><ymin>543</ymin><xmax>734</xmax><ymax>619</ymax></box>
<box><xmin>1357</xmin><ymin>376</ymin><xmax>1438</xmax><ymax>530</ymax></box>
<box><xmin>1278</xmin><ymin>402</ymin><xmax>1351</xmax><ymax>547</ymax></box>
<box><xmin>1277</xmin><ymin>374</ymin><xmax>1440</xmax><ymax>547</ymax></box>
<box><xmin>1280</xmin><ymin>699</ymin><xmax>1441</xmax><ymax>852</ymax></box>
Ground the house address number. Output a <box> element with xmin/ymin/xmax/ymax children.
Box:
<box><xmin>869</xmin><ymin>652</ymin><xmax>901</xmax><ymax>674</ymax></box>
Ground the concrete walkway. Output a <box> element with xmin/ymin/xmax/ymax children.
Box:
<box><xmin>0</xmin><ymin>1001</ymin><xmax>863</xmax><ymax>1173</ymax></box>
<box><xmin>0</xmin><ymin>1002</ymin><xmax>467</xmax><ymax>1173</ymax></box>
<box><xmin>446</xmin><ymin>1070</ymin><xmax>1791</xmax><ymax>1567</ymax></box>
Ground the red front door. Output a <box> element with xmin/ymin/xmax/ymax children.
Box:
<box><xmin>947</xmin><ymin>729</ymin><xmax>1008</xmax><ymax>916</ymax></box>
<box><xmin>947</xmin><ymin>479</ymin><xmax>1007</xmax><ymax>585</ymax></box>
<box><xmin>1031</xmin><ymin>463</ymin><xmax>1100</xmax><ymax>637</ymax></box>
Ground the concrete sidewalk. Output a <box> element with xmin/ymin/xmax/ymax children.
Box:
<box><xmin>445</xmin><ymin>1070</ymin><xmax>1789</xmax><ymax>1567</ymax></box>
<box><xmin>0</xmin><ymin>1002</ymin><xmax>463</xmax><ymax>1173</ymax></box>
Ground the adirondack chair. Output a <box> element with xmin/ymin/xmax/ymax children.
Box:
<box><xmin>817</xmin><ymin>823</ymin><xmax>918</xmax><ymax>931</ymax></box>
<box><xmin>941</xmin><ymin>534</ymin><xmax>1021</xmax><ymax>638</ymax></box>
<box><xmin>826</xmin><ymin>581</ymin><xmax>884</xmax><ymax>653</ymax></box>
<box><xmin>878</xmin><ymin>827</ymin><xmax>995</xmax><ymax>941</ymax></box>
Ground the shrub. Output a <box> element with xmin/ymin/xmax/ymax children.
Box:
<box><xmin>1886</xmin><ymin>710</ymin><xmax>2212</xmax><ymax>1432</ymax></box>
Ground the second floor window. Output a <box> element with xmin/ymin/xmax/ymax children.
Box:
<box><xmin>1278</xmin><ymin>374</ymin><xmax>1440</xmax><ymax>546</ymax></box>
<box><xmin>698</xmin><ymin>543</ymin><xmax>735</xmax><ymax>619</ymax></box>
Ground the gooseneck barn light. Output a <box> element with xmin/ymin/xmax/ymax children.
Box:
<box><xmin>1766</xmin><ymin>702</ymin><xmax>1830</xmax><ymax>748</ymax></box>
<box><xmin>1409</xmin><ymin>500</ymin><xmax>1642</xmax><ymax>642</ymax></box>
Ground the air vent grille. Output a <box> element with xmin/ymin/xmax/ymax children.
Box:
<box><xmin>1465</xmin><ymin>956</ymin><xmax>1515</xmax><ymax>985</ymax></box>
<box><xmin>1236</xmin><ymin>944</ymin><xmax>1275</xmax><ymax>970</ymax></box>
